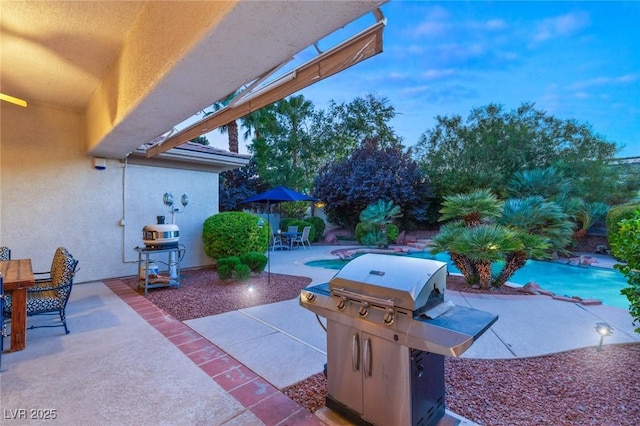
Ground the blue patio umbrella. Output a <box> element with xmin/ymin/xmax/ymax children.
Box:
<box><xmin>242</xmin><ymin>185</ymin><xmax>318</xmax><ymax>205</ymax></box>
<box><xmin>241</xmin><ymin>186</ymin><xmax>317</xmax><ymax>285</ymax></box>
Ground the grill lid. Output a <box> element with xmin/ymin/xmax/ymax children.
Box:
<box><xmin>329</xmin><ymin>253</ymin><xmax>446</xmax><ymax>312</ymax></box>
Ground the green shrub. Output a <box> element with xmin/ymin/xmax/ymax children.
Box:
<box><xmin>355</xmin><ymin>222</ymin><xmax>368</xmax><ymax>244</ymax></box>
<box><xmin>355</xmin><ymin>222</ymin><xmax>399</xmax><ymax>245</ymax></box>
<box><xmin>217</xmin><ymin>256</ymin><xmax>240</xmax><ymax>280</ymax></box>
<box><xmin>202</xmin><ymin>212</ymin><xmax>269</xmax><ymax>259</ymax></box>
<box><xmin>607</xmin><ymin>204</ymin><xmax>640</xmax><ymax>257</ymax></box>
<box><xmin>234</xmin><ymin>263</ymin><xmax>252</xmax><ymax>281</ymax></box>
<box><xmin>217</xmin><ymin>264</ymin><xmax>233</xmax><ymax>280</ymax></box>
<box><xmin>612</xmin><ymin>210</ymin><xmax>640</xmax><ymax>333</ymax></box>
<box><xmin>305</xmin><ymin>216</ymin><xmax>326</xmax><ymax>242</ymax></box>
<box><xmin>387</xmin><ymin>224</ymin><xmax>399</xmax><ymax>243</ymax></box>
<box><xmin>240</xmin><ymin>251</ymin><xmax>267</xmax><ymax>273</ymax></box>
<box><xmin>279</xmin><ymin>201</ymin><xmax>308</xmax><ymax>219</ymax></box>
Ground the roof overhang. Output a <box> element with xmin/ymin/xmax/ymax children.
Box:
<box><xmin>126</xmin><ymin>142</ymin><xmax>250</xmax><ymax>173</ymax></box>
<box><xmin>145</xmin><ymin>15</ymin><xmax>386</xmax><ymax>158</ymax></box>
<box><xmin>1</xmin><ymin>1</ymin><xmax>387</xmax><ymax>161</ymax></box>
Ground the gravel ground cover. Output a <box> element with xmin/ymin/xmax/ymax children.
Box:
<box><xmin>123</xmin><ymin>267</ymin><xmax>639</xmax><ymax>425</ymax></box>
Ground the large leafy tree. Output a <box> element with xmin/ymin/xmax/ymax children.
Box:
<box><xmin>429</xmin><ymin>190</ymin><xmax>574</xmax><ymax>289</ymax></box>
<box><xmin>414</xmin><ymin>102</ymin><xmax>624</xmax><ymax>201</ymax></box>
<box><xmin>218</xmin><ymin>159</ymin><xmax>268</xmax><ymax>212</ymax></box>
<box><xmin>249</xmin><ymin>95</ymin><xmax>323</xmax><ymax>192</ymax></box>
<box><xmin>311</xmin><ymin>93</ymin><xmax>404</xmax><ymax>163</ymax></box>
<box><xmin>313</xmin><ymin>138</ymin><xmax>433</xmax><ymax>229</ymax></box>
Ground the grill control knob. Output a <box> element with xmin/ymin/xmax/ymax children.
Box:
<box><xmin>305</xmin><ymin>292</ymin><xmax>316</xmax><ymax>302</ymax></box>
<box><xmin>384</xmin><ymin>308</ymin><xmax>395</xmax><ymax>325</ymax></box>
<box><xmin>337</xmin><ymin>296</ymin><xmax>347</xmax><ymax>310</ymax></box>
<box><xmin>358</xmin><ymin>302</ymin><xmax>369</xmax><ymax>318</ymax></box>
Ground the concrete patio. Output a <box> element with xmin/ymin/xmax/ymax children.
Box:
<box><xmin>1</xmin><ymin>245</ymin><xmax>638</xmax><ymax>425</ymax></box>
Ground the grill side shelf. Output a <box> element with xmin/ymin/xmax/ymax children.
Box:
<box><xmin>418</xmin><ymin>305</ymin><xmax>498</xmax><ymax>341</ymax></box>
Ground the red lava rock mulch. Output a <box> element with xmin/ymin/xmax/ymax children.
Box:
<box><xmin>121</xmin><ymin>265</ymin><xmax>639</xmax><ymax>425</ymax></box>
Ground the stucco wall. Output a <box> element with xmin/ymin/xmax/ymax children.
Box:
<box><xmin>1</xmin><ymin>102</ymin><xmax>217</xmax><ymax>283</ymax></box>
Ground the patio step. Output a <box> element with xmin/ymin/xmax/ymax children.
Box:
<box><xmin>407</xmin><ymin>239</ymin><xmax>431</xmax><ymax>250</ymax></box>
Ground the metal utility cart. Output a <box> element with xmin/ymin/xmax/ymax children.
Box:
<box><xmin>134</xmin><ymin>245</ymin><xmax>184</xmax><ymax>295</ymax></box>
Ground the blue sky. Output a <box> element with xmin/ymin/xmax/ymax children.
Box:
<box><xmin>208</xmin><ymin>1</ymin><xmax>639</xmax><ymax>158</ymax></box>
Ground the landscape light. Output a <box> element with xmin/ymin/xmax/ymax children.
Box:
<box><xmin>595</xmin><ymin>322</ymin><xmax>613</xmax><ymax>351</ymax></box>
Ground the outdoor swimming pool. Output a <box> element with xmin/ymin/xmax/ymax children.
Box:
<box><xmin>305</xmin><ymin>251</ymin><xmax>630</xmax><ymax>309</ymax></box>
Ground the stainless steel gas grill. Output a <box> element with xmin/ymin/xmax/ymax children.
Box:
<box><xmin>300</xmin><ymin>253</ymin><xmax>498</xmax><ymax>426</ymax></box>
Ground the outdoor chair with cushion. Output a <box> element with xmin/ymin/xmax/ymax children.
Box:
<box><xmin>292</xmin><ymin>226</ymin><xmax>312</xmax><ymax>250</ymax></box>
<box><xmin>3</xmin><ymin>247</ymin><xmax>78</xmax><ymax>335</ymax></box>
<box><xmin>1</xmin><ymin>275</ymin><xmax>7</xmax><ymax>369</ymax></box>
<box><xmin>0</xmin><ymin>246</ymin><xmax>10</xmax><ymax>261</ymax></box>
<box><xmin>287</xmin><ymin>225</ymin><xmax>298</xmax><ymax>234</ymax></box>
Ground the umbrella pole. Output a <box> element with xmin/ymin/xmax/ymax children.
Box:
<box><xmin>267</xmin><ymin>201</ymin><xmax>271</xmax><ymax>287</ymax></box>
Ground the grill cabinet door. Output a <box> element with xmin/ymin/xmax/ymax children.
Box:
<box><xmin>362</xmin><ymin>331</ymin><xmax>411</xmax><ymax>425</ymax></box>
<box><xmin>327</xmin><ymin>321</ymin><xmax>363</xmax><ymax>413</ymax></box>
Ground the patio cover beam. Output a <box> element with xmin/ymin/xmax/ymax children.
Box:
<box><xmin>146</xmin><ymin>18</ymin><xmax>385</xmax><ymax>158</ymax></box>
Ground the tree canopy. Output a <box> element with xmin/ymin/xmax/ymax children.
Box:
<box><xmin>313</xmin><ymin>138</ymin><xmax>433</xmax><ymax>229</ymax></box>
<box><xmin>413</xmin><ymin>102</ymin><xmax>628</xmax><ymax>202</ymax></box>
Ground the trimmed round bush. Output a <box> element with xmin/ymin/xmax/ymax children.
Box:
<box><xmin>279</xmin><ymin>217</ymin><xmax>296</xmax><ymax>232</ymax></box>
<box><xmin>202</xmin><ymin>212</ymin><xmax>269</xmax><ymax>259</ymax></box>
<box><xmin>217</xmin><ymin>256</ymin><xmax>240</xmax><ymax>280</ymax></box>
<box><xmin>305</xmin><ymin>216</ymin><xmax>326</xmax><ymax>242</ymax></box>
<box><xmin>240</xmin><ymin>251</ymin><xmax>267</xmax><ymax>273</ymax></box>
<box><xmin>234</xmin><ymin>263</ymin><xmax>251</xmax><ymax>281</ymax></box>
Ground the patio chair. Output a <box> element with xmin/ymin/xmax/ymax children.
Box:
<box><xmin>287</xmin><ymin>225</ymin><xmax>298</xmax><ymax>234</ymax></box>
<box><xmin>1</xmin><ymin>275</ymin><xmax>7</xmax><ymax>369</ymax></box>
<box><xmin>0</xmin><ymin>246</ymin><xmax>10</xmax><ymax>260</ymax></box>
<box><xmin>271</xmin><ymin>234</ymin><xmax>285</xmax><ymax>251</ymax></box>
<box><xmin>3</xmin><ymin>247</ymin><xmax>78</xmax><ymax>334</ymax></box>
<box><xmin>292</xmin><ymin>226</ymin><xmax>312</xmax><ymax>250</ymax></box>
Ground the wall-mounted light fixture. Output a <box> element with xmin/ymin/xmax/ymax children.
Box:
<box><xmin>93</xmin><ymin>158</ymin><xmax>107</xmax><ymax>170</ymax></box>
<box><xmin>595</xmin><ymin>322</ymin><xmax>613</xmax><ymax>351</ymax></box>
<box><xmin>163</xmin><ymin>192</ymin><xmax>188</xmax><ymax>224</ymax></box>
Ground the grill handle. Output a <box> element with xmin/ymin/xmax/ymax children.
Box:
<box><xmin>352</xmin><ymin>333</ymin><xmax>360</xmax><ymax>372</ymax></box>
<box><xmin>331</xmin><ymin>288</ymin><xmax>395</xmax><ymax>309</ymax></box>
<box><xmin>363</xmin><ymin>338</ymin><xmax>372</xmax><ymax>377</ymax></box>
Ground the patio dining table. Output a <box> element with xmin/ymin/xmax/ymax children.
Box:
<box><xmin>1</xmin><ymin>258</ymin><xmax>36</xmax><ymax>351</ymax></box>
<box><xmin>274</xmin><ymin>232</ymin><xmax>301</xmax><ymax>250</ymax></box>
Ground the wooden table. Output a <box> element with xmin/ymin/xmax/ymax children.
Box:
<box><xmin>1</xmin><ymin>258</ymin><xmax>35</xmax><ymax>351</ymax></box>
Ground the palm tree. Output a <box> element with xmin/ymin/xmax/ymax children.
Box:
<box><xmin>240</xmin><ymin>105</ymin><xmax>276</xmax><ymax>143</ymax></box>
<box><xmin>439</xmin><ymin>189</ymin><xmax>503</xmax><ymax>227</ymax></box>
<box><xmin>498</xmin><ymin>196</ymin><xmax>574</xmax><ymax>255</ymax></box>
<box><xmin>206</xmin><ymin>92</ymin><xmax>240</xmax><ymax>153</ymax></box>
<box><xmin>430</xmin><ymin>190</ymin><xmax>573</xmax><ymax>289</ymax></box>
<box><xmin>359</xmin><ymin>199</ymin><xmax>402</xmax><ymax>248</ymax></box>
<box><xmin>506</xmin><ymin>167</ymin><xmax>571</xmax><ymax>199</ymax></box>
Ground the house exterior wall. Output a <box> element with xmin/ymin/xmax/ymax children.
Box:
<box><xmin>1</xmin><ymin>102</ymin><xmax>217</xmax><ymax>283</ymax></box>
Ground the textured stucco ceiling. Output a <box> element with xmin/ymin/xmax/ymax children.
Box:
<box><xmin>0</xmin><ymin>0</ymin><xmax>385</xmax><ymax>159</ymax></box>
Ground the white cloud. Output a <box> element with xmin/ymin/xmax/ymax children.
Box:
<box><xmin>533</xmin><ymin>11</ymin><xmax>591</xmax><ymax>42</ymax></box>
<box><xmin>421</xmin><ymin>68</ymin><xmax>457</xmax><ymax>80</ymax></box>
<box><xmin>571</xmin><ymin>74</ymin><xmax>639</xmax><ymax>90</ymax></box>
<box><xmin>400</xmin><ymin>85</ymin><xmax>431</xmax><ymax>96</ymax></box>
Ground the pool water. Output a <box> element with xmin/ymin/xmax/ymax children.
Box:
<box><xmin>305</xmin><ymin>251</ymin><xmax>630</xmax><ymax>309</ymax></box>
